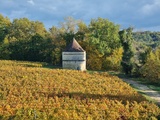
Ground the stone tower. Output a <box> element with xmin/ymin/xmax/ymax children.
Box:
<box><xmin>62</xmin><ymin>38</ymin><xmax>86</xmax><ymax>71</ymax></box>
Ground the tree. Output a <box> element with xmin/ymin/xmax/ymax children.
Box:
<box><xmin>119</xmin><ymin>27</ymin><xmax>134</xmax><ymax>75</ymax></box>
<box><xmin>0</xmin><ymin>14</ymin><xmax>11</xmax><ymax>44</ymax></box>
<box><xmin>76</xmin><ymin>21</ymin><xmax>89</xmax><ymax>41</ymax></box>
<box><xmin>80</xmin><ymin>41</ymin><xmax>103</xmax><ymax>70</ymax></box>
<box><xmin>104</xmin><ymin>47</ymin><xmax>123</xmax><ymax>71</ymax></box>
<box><xmin>59</xmin><ymin>16</ymin><xmax>82</xmax><ymax>45</ymax></box>
<box><xmin>88</xmin><ymin>18</ymin><xmax>121</xmax><ymax>56</ymax></box>
<box><xmin>49</xmin><ymin>26</ymin><xmax>62</xmax><ymax>40</ymax></box>
<box><xmin>86</xmin><ymin>18</ymin><xmax>121</xmax><ymax>70</ymax></box>
<box><xmin>140</xmin><ymin>47</ymin><xmax>160</xmax><ymax>83</ymax></box>
<box><xmin>139</xmin><ymin>47</ymin><xmax>152</xmax><ymax>65</ymax></box>
<box><xmin>8</xmin><ymin>18</ymin><xmax>47</xmax><ymax>42</ymax></box>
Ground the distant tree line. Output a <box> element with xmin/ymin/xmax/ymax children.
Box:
<box><xmin>133</xmin><ymin>31</ymin><xmax>160</xmax><ymax>48</ymax></box>
<box><xmin>0</xmin><ymin>14</ymin><xmax>160</xmax><ymax>82</ymax></box>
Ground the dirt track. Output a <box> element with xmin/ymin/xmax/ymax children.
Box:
<box><xmin>122</xmin><ymin>78</ymin><xmax>160</xmax><ymax>105</ymax></box>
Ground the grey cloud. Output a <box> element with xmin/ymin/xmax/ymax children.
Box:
<box><xmin>140</xmin><ymin>0</ymin><xmax>160</xmax><ymax>15</ymax></box>
<box><xmin>0</xmin><ymin>0</ymin><xmax>160</xmax><ymax>31</ymax></box>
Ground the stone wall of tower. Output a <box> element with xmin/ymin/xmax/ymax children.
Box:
<box><xmin>62</xmin><ymin>52</ymin><xmax>86</xmax><ymax>71</ymax></box>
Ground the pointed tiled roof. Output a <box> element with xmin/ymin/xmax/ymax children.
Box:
<box><xmin>64</xmin><ymin>38</ymin><xmax>85</xmax><ymax>52</ymax></box>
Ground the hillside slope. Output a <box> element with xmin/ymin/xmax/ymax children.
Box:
<box><xmin>133</xmin><ymin>31</ymin><xmax>160</xmax><ymax>48</ymax></box>
<box><xmin>0</xmin><ymin>60</ymin><xmax>159</xmax><ymax>119</ymax></box>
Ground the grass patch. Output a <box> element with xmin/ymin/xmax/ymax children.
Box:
<box><xmin>148</xmin><ymin>85</ymin><xmax>160</xmax><ymax>92</ymax></box>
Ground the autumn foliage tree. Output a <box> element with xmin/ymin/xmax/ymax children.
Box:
<box><xmin>86</xmin><ymin>18</ymin><xmax>122</xmax><ymax>70</ymax></box>
<box><xmin>0</xmin><ymin>14</ymin><xmax>11</xmax><ymax>44</ymax></box>
<box><xmin>140</xmin><ymin>47</ymin><xmax>160</xmax><ymax>84</ymax></box>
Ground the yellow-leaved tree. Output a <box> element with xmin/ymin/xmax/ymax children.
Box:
<box><xmin>103</xmin><ymin>47</ymin><xmax>123</xmax><ymax>71</ymax></box>
<box><xmin>140</xmin><ymin>48</ymin><xmax>160</xmax><ymax>83</ymax></box>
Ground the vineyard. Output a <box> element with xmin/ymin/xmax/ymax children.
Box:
<box><xmin>0</xmin><ymin>60</ymin><xmax>160</xmax><ymax>119</ymax></box>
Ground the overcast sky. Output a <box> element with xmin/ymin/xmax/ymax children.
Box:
<box><xmin>0</xmin><ymin>0</ymin><xmax>160</xmax><ymax>31</ymax></box>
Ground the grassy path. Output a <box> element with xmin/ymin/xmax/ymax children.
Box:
<box><xmin>122</xmin><ymin>78</ymin><xmax>160</xmax><ymax>106</ymax></box>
